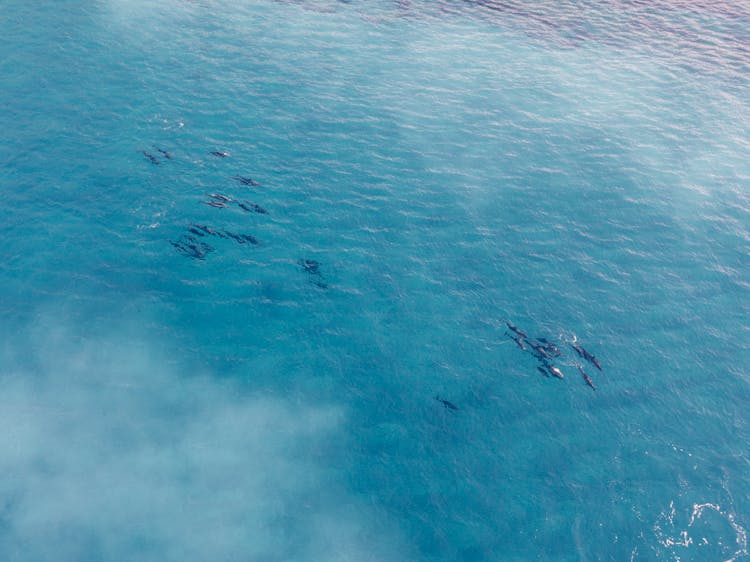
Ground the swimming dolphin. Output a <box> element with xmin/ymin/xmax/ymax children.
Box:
<box><xmin>209</xmin><ymin>151</ymin><xmax>229</xmax><ymax>158</ymax></box>
<box><xmin>223</xmin><ymin>231</ymin><xmax>259</xmax><ymax>245</ymax></box>
<box><xmin>153</xmin><ymin>146</ymin><xmax>173</xmax><ymax>159</ymax></box>
<box><xmin>571</xmin><ymin>342</ymin><xmax>602</xmax><ymax>370</ymax></box>
<box><xmin>527</xmin><ymin>340</ymin><xmax>553</xmax><ymax>361</ymax></box>
<box><xmin>299</xmin><ymin>259</ymin><xmax>321</xmax><ymax>275</ymax></box>
<box><xmin>191</xmin><ymin>224</ymin><xmax>227</xmax><ymax>238</ymax></box>
<box><xmin>589</xmin><ymin>354</ymin><xmax>603</xmax><ymax>371</ymax></box>
<box><xmin>237</xmin><ymin>201</ymin><xmax>268</xmax><ymax>214</ymax></box>
<box><xmin>203</xmin><ymin>201</ymin><xmax>227</xmax><ymax>208</ymax></box>
<box><xmin>507</xmin><ymin>332</ymin><xmax>526</xmax><ymax>351</ymax></box>
<box><xmin>535</xmin><ymin>338</ymin><xmax>562</xmax><ymax>357</ymax></box>
<box><xmin>222</xmin><ymin>231</ymin><xmax>244</xmax><ymax>243</ymax></box>
<box><xmin>185</xmin><ymin>243</ymin><xmax>209</xmax><ymax>259</ymax></box>
<box><xmin>140</xmin><ymin>150</ymin><xmax>159</xmax><ymax>164</ymax></box>
<box><xmin>577</xmin><ymin>364</ymin><xmax>596</xmax><ymax>391</ymax></box>
<box><xmin>434</xmin><ymin>396</ymin><xmax>458</xmax><ymax>411</ymax></box>
<box><xmin>220</xmin><ymin>231</ymin><xmax>259</xmax><ymax>245</ymax></box>
<box><xmin>231</xmin><ymin>175</ymin><xmax>261</xmax><ymax>186</ymax></box>
<box><xmin>208</xmin><ymin>193</ymin><xmax>232</xmax><ymax>202</ymax></box>
<box><xmin>170</xmin><ymin>237</ymin><xmax>212</xmax><ymax>259</ymax></box>
<box><xmin>239</xmin><ymin>233</ymin><xmax>259</xmax><ymax>245</ymax></box>
<box><xmin>505</xmin><ymin>321</ymin><xmax>528</xmax><ymax>339</ymax></box>
<box><xmin>542</xmin><ymin>363</ymin><xmax>564</xmax><ymax>379</ymax></box>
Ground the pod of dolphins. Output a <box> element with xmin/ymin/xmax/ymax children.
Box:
<box><xmin>505</xmin><ymin>320</ymin><xmax>601</xmax><ymax>392</ymax></box>
<box><xmin>436</xmin><ymin>322</ymin><xmax>604</xmax><ymax>413</ymax></box>
<box><xmin>139</xmin><ymin>146</ymin><xmax>173</xmax><ymax>164</ymax></box>
<box><xmin>141</xmin><ymin>146</ymin><xmax>325</xmax><ymax>288</ymax></box>
<box><xmin>142</xmin><ymin>148</ymin><xmax>603</xmax><ymax>412</ymax></box>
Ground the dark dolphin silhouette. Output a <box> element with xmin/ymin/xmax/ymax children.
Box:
<box><xmin>153</xmin><ymin>146</ymin><xmax>173</xmax><ymax>160</ymax></box>
<box><xmin>299</xmin><ymin>259</ymin><xmax>321</xmax><ymax>275</ymax></box>
<box><xmin>191</xmin><ymin>224</ymin><xmax>228</xmax><ymax>238</ymax></box>
<box><xmin>222</xmin><ymin>231</ymin><xmax>245</xmax><ymax>244</ymax></box>
<box><xmin>203</xmin><ymin>201</ymin><xmax>227</xmax><ymax>209</ymax></box>
<box><xmin>208</xmin><ymin>193</ymin><xmax>232</xmax><ymax>202</ymax></box>
<box><xmin>577</xmin><ymin>364</ymin><xmax>596</xmax><ymax>391</ymax></box>
<box><xmin>535</xmin><ymin>338</ymin><xmax>562</xmax><ymax>357</ymax></box>
<box><xmin>239</xmin><ymin>233</ymin><xmax>259</xmax><ymax>245</ymax></box>
<box><xmin>590</xmin><ymin>355</ymin><xmax>603</xmax><ymax>371</ymax></box>
<box><xmin>540</xmin><ymin>361</ymin><xmax>564</xmax><ymax>379</ymax></box>
<box><xmin>505</xmin><ymin>321</ymin><xmax>528</xmax><ymax>339</ymax></box>
<box><xmin>434</xmin><ymin>396</ymin><xmax>458</xmax><ymax>411</ymax></box>
<box><xmin>140</xmin><ymin>150</ymin><xmax>159</xmax><ymax>164</ymax></box>
<box><xmin>237</xmin><ymin>201</ymin><xmax>268</xmax><ymax>214</ymax></box>
<box><xmin>571</xmin><ymin>342</ymin><xmax>602</xmax><ymax>370</ymax></box>
<box><xmin>231</xmin><ymin>175</ymin><xmax>261</xmax><ymax>186</ymax></box>
<box><xmin>508</xmin><ymin>333</ymin><xmax>526</xmax><ymax>351</ymax></box>
<box><xmin>221</xmin><ymin>231</ymin><xmax>259</xmax><ymax>245</ymax></box>
<box><xmin>170</xmin><ymin>236</ymin><xmax>213</xmax><ymax>259</ymax></box>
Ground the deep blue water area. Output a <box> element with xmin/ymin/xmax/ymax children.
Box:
<box><xmin>2</xmin><ymin>1</ymin><xmax>750</xmax><ymax>560</ymax></box>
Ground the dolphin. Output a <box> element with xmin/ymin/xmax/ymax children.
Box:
<box><xmin>222</xmin><ymin>231</ymin><xmax>246</xmax><ymax>244</ymax></box>
<box><xmin>184</xmin><ymin>243</ymin><xmax>208</xmax><ymax>259</ymax></box>
<box><xmin>528</xmin><ymin>340</ymin><xmax>552</xmax><ymax>360</ymax></box>
<box><xmin>153</xmin><ymin>146</ymin><xmax>173</xmax><ymax>160</ymax></box>
<box><xmin>541</xmin><ymin>362</ymin><xmax>564</xmax><ymax>379</ymax></box>
<box><xmin>505</xmin><ymin>321</ymin><xmax>528</xmax><ymax>339</ymax></box>
<box><xmin>571</xmin><ymin>342</ymin><xmax>602</xmax><ymax>370</ymax></box>
<box><xmin>434</xmin><ymin>396</ymin><xmax>458</xmax><ymax>411</ymax></box>
<box><xmin>191</xmin><ymin>224</ymin><xmax>227</xmax><ymax>238</ymax></box>
<box><xmin>238</xmin><ymin>201</ymin><xmax>268</xmax><ymax>214</ymax></box>
<box><xmin>140</xmin><ymin>150</ymin><xmax>159</xmax><ymax>164</ymax></box>
<box><xmin>203</xmin><ymin>201</ymin><xmax>227</xmax><ymax>209</ymax></box>
<box><xmin>507</xmin><ymin>332</ymin><xmax>526</xmax><ymax>351</ymax></box>
<box><xmin>231</xmin><ymin>175</ymin><xmax>261</xmax><ymax>186</ymax></box>
<box><xmin>535</xmin><ymin>338</ymin><xmax>562</xmax><ymax>357</ymax></box>
<box><xmin>170</xmin><ymin>237</ymin><xmax>212</xmax><ymax>259</ymax></box>
<box><xmin>577</xmin><ymin>364</ymin><xmax>596</xmax><ymax>391</ymax></box>
<box><xmin>209</xmin><ymin>151</ymin><xmax>229</xmax><ymax>158</ymax></box>
<box><xmin>589</xmin><ymin>354</ymin><xmax>603</xmax><ymax>371</ymax></box>
<box><xmin>208</xmin><ymin>193</ymin><xmax>232</xmax><ymax>202</ymax></box>
<box><xmin>299</xmin><ymin>259</ymin><xmax>321</xmax><ymax>275</ymax></box>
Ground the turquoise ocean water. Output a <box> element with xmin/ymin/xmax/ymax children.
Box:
<box><xmin>2</xmin><ymin>1</ymin><xmax>750</xmax><ymax>560</ymax></box>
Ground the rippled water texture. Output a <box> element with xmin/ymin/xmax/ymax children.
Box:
<box><xmin>2</xmin><ymin>1</ymin><xmax>750</xmax><ymax>560</ymax></box>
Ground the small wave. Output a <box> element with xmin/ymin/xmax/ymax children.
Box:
<box><xmin>650</xmin><ymin>500</ymin><xmax>748</xmax><ymax>562</ymax></box>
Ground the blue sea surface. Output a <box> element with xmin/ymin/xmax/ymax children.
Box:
<box><xmin>2</xmin><ymin>0</ymin><xmax>750</xmax><ymax>560</ymax></box>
